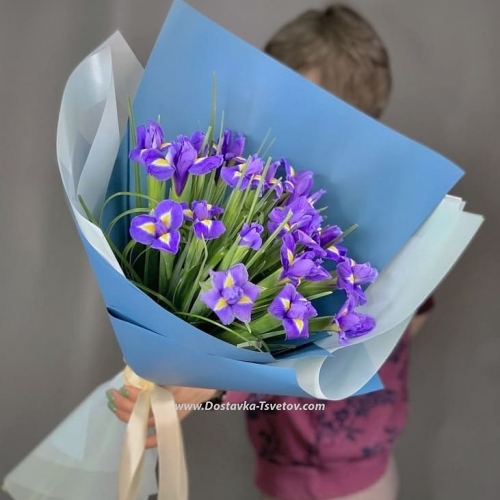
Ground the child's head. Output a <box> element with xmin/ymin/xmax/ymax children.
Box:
<box><xmin>265</xmin><ymin>4</ymin><xmax>392</xmax><ymax>118</ymax></box>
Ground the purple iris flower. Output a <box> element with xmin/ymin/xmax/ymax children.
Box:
<box><xmin>293</xmin><ymin>229</ymin><xmax>327</xmax><ymax>258</ymax></box>
<box><xmin>333</xmin><ymin>296</ymin><xmax>376</xmax><ymax>345</ymax></box>
<box><xmin>129</xmin><ymin>121</ymin><xmax>168</xmax><ymax>164</ymax></box>
<box><xmin>201</xmin><ymin>264</ymin><xmax>260</xmax><ymax>325</ymax></box>
<box><xmin>317</xmin><ymin>225</ymin><xmax>343</xmax><ymax>246</ymax></box>
<box><xmin>268</xmin><ymin>196</ymin><xmax>323</xmax><ymax>237</ymax></box>
<box><xmin>251</xmin><ymin>160</ymin><xmax>284</xmax><ymax>198</ymax></box>
<box><xmin>129</xmin><ymin>200</ymin><xmax>183</xmax><ymax>254</ymax></box>
<box><xmin>190</xmin><ymin>201</ymin><xmax>226</xmax><ymax>240</ymax></box>
<box><xmin>219</xmin><ymin>130</ymin><xmax>245</xmax><ymax>160</ymax></box>
<box><xmin>324</xmin><ymin>244</ymin><xmax>348</xmax><ymax>262</ymax></box>
<box><xmin>189</xmin><ymin>131</ymin><xmax>208</xmax><ymax>156</ymax></box>
<box><xmin>144</xmin><ymin>135</ymin><xmax>223</xmax><ymax>193</ymax></box>
<box><xmin>280</xmin><ymin>234</ymin><xmax>330</xmax><ymax>284</ymax></box>
<box><xmin>312</xmin><ymin>225</ymin><xmax>347</xmax><ymax>262</ymax></box>
<box><xmin>221</xmin><ymin>155</ymin><xmax>264</xmax><ymax>190</ymax></box>
<box><xmin>181</xmin><ymin>201</ymin><xmax>223</xmax><ymax>222</ymax></box>
<box><xmin>336</xmin><ymin>258</ymin><xmax>378</xmax><ymax>304</ymax></box>
<box><xmin>239</xmin><ymin>223</ymin><xmax>264</xmax><ymax>250</ymax></box>
<box><xmin>180</xmin><ymin>202</ymin><xmax>194</xmax><ymax>221</ymax></box>
<box><xmin>268</xmin><ymin>283</ymin><xmax>318</xmax><ymax>340</ymax></box>
<box><xmin>307</xmin><ymin>189</ymin><xmax>326</xmax><ymax>206</ymax></box>
<box><xmin>278</xmin><ymin>158</ymin><xmax>314</xmax><ymax>204</ymax></box>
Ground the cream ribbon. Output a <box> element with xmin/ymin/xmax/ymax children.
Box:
<box><xmin>118</xmin><ymin>366</ymin><xmax>188</xmax><ymax>500</ymax></box>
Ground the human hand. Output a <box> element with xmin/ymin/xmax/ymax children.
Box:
<box><xmin>106</xmin><ymin>385</ymin><xmax>219</xmax><ymax>448</ymax></box>
<box><xmin>407</xmin><ymin>312</ymin><xmax>429</xmax><ymax>338</ymax></box>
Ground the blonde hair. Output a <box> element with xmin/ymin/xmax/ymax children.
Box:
<box><xmin>265</xmin><ymin>4</ymin><xmax>392</xmax><ymax>118</ymax></box>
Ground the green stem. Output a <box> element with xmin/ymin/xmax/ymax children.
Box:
<box><xmin>143</xmin><ymin>249</ymin><xmax>152</xmax><ymax>288</ymax></box>
<box><xmin>127</xmin><ymin>97</ymin><xmax>142</xmax><ymax>209</ymax></box>
<box><xmin>182</xmin><ymin>238</ymin><xmax>209</xmax><ymax>312</ymax></box>
<box><xmin>245</xmin><ymin>159</ymin><xmax>273</xmax><ymax>225</ymax></box>
<box><xmin>219</xmin><ymin>237</ymin><xmax>244</xmax><ymax>269</ymax></box>
<box><xmin>79</xmin><ymin>196</ymin><xmax>142</xmax><ymax>283</ymax></box>
<box><xmin>132</xmin><ymin>281</ymin><xmax>176</xmax><ymax>311</ymax></box>
<box><xmin>171</xmin><ymin>233</ymin><xmax>192</xmax><ymax>293</ymax></box>
<box><xmin>255</xmin><ymin>128</ymin><xmax>272</xmax><ymax>157</ymax></box>
<box><xmin>122</xmin><ymin>239</ymin><xmax>138</xmax><ymax>262</ymax></box>
<box><xmin>256</xmin><ymin>269</ymin><xmax>283</xmax><ymax>289</ymax></box>
<box><xmin>209</xmin><ymin>73</ymin><xmax>217</xmax><ymax>145</ymax></box>
<box><xmin>159</xmin><ymin>252</ymin><xmax>168</xmax><ymax>296</ymax></box>
<box><xmin>106</xmin><ymin>207</ymin><xmax>150</xmax><ymax>238</ymax></box>
<box><xmin>175</xmin><ymin>312</ymin><xmax>259</xmax><ymax>350</ymax></box>
<box><xmin>332</xmin><ymin>223</ymin><xmax>358</xmax><ymax>246</ymax></box>
<box><xmin>246</xmin><ymin>211</ymin><xmax>293</xmax><ymax>270</ymax></box>
<box><xmin>99</xmin><ymin>192</ymin><xmax>157</xmax><ymax>227</ymax></box>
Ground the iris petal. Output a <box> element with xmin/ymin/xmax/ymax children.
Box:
<box><xmin>154</xmin><ymin>200</ymin><xmax>184</xmax><ymax>230</ymax></box>
<box><xmin>189</xmin><ymin>155</ymin><xmax>223</xmax><ymax>175</ymax></box>
<box><xmin>129</xmin><ymin>215</ymin><xmax>157</xmax><ymax>245</ymax></box>
<box><xmin>233</xmin><ymin>303</ymin><xmax>253</xmax><ymax>323</ymax></box>
<box><xmin>283</xmin><ymin>318</ymin><xmax>309</xmax><ymax>340</ymax></box>
<box><xmin>200</xmin><ymin>288</ymin><xmax>223</xmax><ymax>310</ymax></box>
<box><xmin>151</xmin><ymin>229</ymin><xmax>180</xmax><ymax>254</ymax></box>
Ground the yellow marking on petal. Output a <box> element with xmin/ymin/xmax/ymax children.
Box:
<box><xmin>290</xmin><ymin>166</ymin><xmax>296</xmax><ymax>177</ymax></box>
<box><xmin>159</xmin><ymin>233</ymin><xmax>171</xmax><ymax>245</ymax></box>
<box><xmin>253</xmin><ymin>174</ymin><xmax>262</xmax><ymax>182</ymax></box>
<box><xmin>286</xmin><ymin>249</ymin><xmax>294</xmax><ymax>263</ymax></box>
<box><xmin>201</xmin><ymin>220</ymin><xmax>212</xmax><ymax>229</ymax></box>
<box><xmin>152</xmin><ymin>158</ymin><xmax>171</xmax><ymax>167</ymax></box>
<box><xmin>139</xmin><ymin>222</ymin><xmax>156</xmax><ymax>235</ymax></box>
<box><xmin>183</xmin><ymin>209</ymin><xmax>193</xmax><ymax>219</ymax></box>
<box><xmin>160</xmin><ymin>142</ymin><xmax>170</xmax><ymax>148</ymax></box>
<box><xmin>224</xmin><ymin>273</ymin><xmax>235</xmax><ymax>288</ymax></box>
<box><xmin>281</xmin><ymin>298</ymin><xmax>291</xmax><ymax>311</ymax></box>
<box><xmin>347</xmin><ymin>274</ymin><xmax>355</xmax><ymax>284</ymax></box>
<box><xmin>284</xmin><ymin>223</ymin><xmax>291</xmax><ymax>231</ymax></box>
<box><xmin>160</xmin><ymin>210</ymin><xmax>172</xmax><ymax>227</ymax></box>
<box><xmin>238</xmin><ymin>295</ymin><xmax>253</xmax><ymax>305</ymax></box>
<box><xmin>328</xmin><ymin>245</ymin><xmax>339</xmax><ymax>255</ymax></box>
<box><xmin>293</xmin><ymin>318</ymin><xmax>304</xmax><ymax>332</ymax></box>
<box><xmin>214</xmin><ymin>298</ymin><xmax>228</xmax><ymax>311</ymax></box>
<box><xmin>234</xmin><ymin>171</ymin><xmax>242</xmax><ymax>177</ymax></box>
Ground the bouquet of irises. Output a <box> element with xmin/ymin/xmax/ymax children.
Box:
<box><xmin>3</xmin><ymin>3</ymin><xmax>484</xmax><ymax>499</ymax></box>
<box><xmin>95</xmin><ymin>116</ymin><xmax>378</xmax><ymax>354</ymax></box>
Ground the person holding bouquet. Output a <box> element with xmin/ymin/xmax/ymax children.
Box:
<box><xmin>107</xmin><ymin>5</ymin><xmax>434</xmax><ymax>500</ymax></box>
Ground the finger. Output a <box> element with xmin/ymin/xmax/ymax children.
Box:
<box><xmin>108</xmin><ymin>385</ymin><xmax>142</xmax><ymax>404</ymax></box>
<box><xmin>108</xmin><ymin>390</ymin><xmax>154</xmax><ymax>419</ymax></box>
<box><xmin>107</xmin><ymin>392</ymin><xmax>155</xmax><ymax>426</ymax></box>
<box><xmin>145</xmin><ymin>435</ymin><xmax>158</xmax><ymax>449</ymax></box>
<box><xmin>115</xmin><ymin>408</ymin><xmax>131</xmax><ymax>424</ymax></box>
<box><xmin>108</xmin><ymin>390</ymin><xmax>135</xmax><ymax>414</ymax></box>
<box><xmin>114</xmin><ymin>409</ymin><xmax>156</xmax><ymax>428</ymax></box>
<box><xmin>121</xmin><ymin>385</ymin><xmax>141</xmax><ymax>402</ymax></box>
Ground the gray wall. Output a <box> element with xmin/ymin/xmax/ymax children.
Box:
<box><xmin>1</xmin><ymin>1</ymin><xmax>498</xmax><ymax>499</ymax></box>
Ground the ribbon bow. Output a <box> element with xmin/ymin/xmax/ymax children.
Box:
<box><xmin>118</xmin><ymin>366</ymin><xmax>188</xmax><ymax>500</ymax></box>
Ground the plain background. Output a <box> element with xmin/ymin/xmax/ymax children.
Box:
<box><xmin>1</xmin><ymin>0</ymin><xmax>499</xmax><ymax>499</ymax></box>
